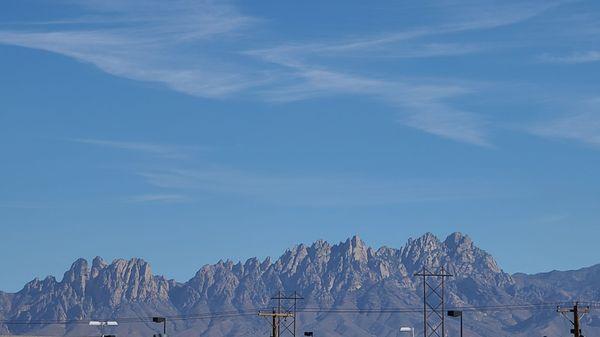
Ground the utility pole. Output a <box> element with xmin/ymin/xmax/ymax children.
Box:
<box><xmin>259</xmin><ymin>291</ymin><xmax>303</xmax><ymax>337</ymax></box>
<box><xmin>259</xmin><ymin>309</ymin><xmax>294</xmax><ymax>337</ymax></box>
<box><xmin>558</xmin><ymin>302</ymin><xmax>590</xmax><ymax>337</ymax></box>
<box><xmin>415</xmin><ymin>266</ymin><xmax>453</xmax><ymax>337</ymax></box>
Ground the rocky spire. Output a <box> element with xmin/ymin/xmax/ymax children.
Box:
<box><xmin>61</xmin><ymin>258</ymin><xmax>89</xmax><ymax>297</ymax></box>
<box><xmin>91</xmin><ymin>256</ymin><xmax>108</xmax><ymax>278</ymax></box>
<box><xmin>400</xmin><ymin>232</ymin><xmax>444</xmax><ymax>273</ymax></box>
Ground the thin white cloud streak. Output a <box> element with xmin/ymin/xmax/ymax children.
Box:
<box><xmin>539</xmin><ymin>51</ymin><xmax>600</xmax><ymax>64</ymax></box>
<box><xmin>123</xmin><ymin>194</ymin><xmax>188</xmax><ymax>203</ymax></box>
<box><xmin>385</xmin><ymin>43</ymin><xmax>485</xmax><ymax>58</ymax></box>
<box><xmin>252</xmin><ymin>60</ymin><xmax>490</xmax><ymax>146</ymax></box>
<box><xmin>0</xmin><ymin>203</ymin><xmax>51</xmax><ymax>209</ymax></box>
<box><xmin>247</xmin><ymin>42</ymin><xmax>486</xmax><ymax>64</ymax></box>
<box><xmin>243</xmin><ymin>1</ymin><xmax>563</xmax><ymax>146</ymax></box>
<box><xmin>399</xmin><ymin>102</ymin><xmax>490</xmax><ymax>146</ymax></box>
<box><xmin>77</xmin><ymin>0</ymin><xmax>256</xmax><ymax>41</ymax></box>
<box><xmin>247</xmin><ymin>0</ymin><xmax>563</xmax><ymax>59</ymax></box>
<box><xmin>137</xmin><ymin>168</ymin><xmax>497</xmax><ymax>207</ymax></box>
<box><xmin>0</xmin><ymin>0</ymin><xmax>263</xmax><ymax>98</ymax></box>
<box><xmin>71</xmin><ymin>138</ymin><xmax>194</xmax><ymax>159</ymax></box>
<box><xmin>529</xmin><ymin>98</ymin><xmax>600</xmax><ymax>147</ymax></box>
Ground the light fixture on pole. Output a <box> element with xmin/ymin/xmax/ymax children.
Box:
<box><xmin>152</xmin><ymin>316</ymin><xmax>167</xmax><ymax>337</ymax></box>
<box><xmin>89</xmin><ymin>320</ymin><xmax>118</xmax><ymax>337</ymax></box>
<box><xmin>447</xmin><ymin>310</ymin><xmax>463</xmax><ymax>337</ymax></box>
<box><xmin>400</xmin><ymin>327</ymin><xmax>415</xmax><ymax>337</ymax></box>
<box><xmin>89</xmin><ymin>321</ymin><xmax>119</xmax><ymax>326</ymax></box>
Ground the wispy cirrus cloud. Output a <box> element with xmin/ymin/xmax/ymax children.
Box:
<box><xmin>246</xmin><ymin>0</ymin><xmax>564</xmax><ymax>59</ymax></box>
<box><xmin>246</xmin><ymin>52</ymin><xmax>490</xmax><ymax>146</ymax></box>
<box><xmin>70</xmin><ymin>138</ymin><xmax>197</xmax><ymax>159</ymax></box>
<box><xmin>539</xmin><ymin>51</ymin><xmax>600</xmax><ymax>64</ymax></box>
<box><xmin>0</xmin><ymin>0</ymin><xmax>263</xmax><ymax>98</ymax></box>
<box><xmin>0</xmin><ymin>202</ymin><xmax>51</xmax><ymax>209</ymax></box>
<box><xmin>240</xmin><ymin>1</ymin><xmax>565</xmax><ymax>146</ymax></box>
<box><xmin>123</xmin><ymin>194</ymin><xmax>188</xmax><ymax>203</ymax></box>
<box><xmin>0</xmin><ymin>0</ymin><xmax>567</xmax><ymax>146</ymax></box>
<box><xmin>136</xmin><ymin>167</ymin><xmax>499</xmax><ymax>207</ymax></box>
<box><xmin>529</xmin><ymin>97</ymin><xmax>600</xmax><ymax>147</ymax></box>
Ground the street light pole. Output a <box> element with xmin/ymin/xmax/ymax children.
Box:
<box><xmin>152</xmin><ymin>317</ymin><xmax>167</xmax><ymax>336</ymax></box>
<box><xmin>447</xmin><ymin>310</ymin><xmax>463</xmax><ymax>337</ymax></box>
<box><xmin>89</xmin><ymin>320</ymin><xmax>118</xmax><ymax>337</ymax></box>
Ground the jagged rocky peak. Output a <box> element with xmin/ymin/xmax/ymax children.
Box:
<box><xmin>91</xmin><ymin>256</ymin><xmax>108</xmax><ymax>278</ymax></box>
<box><xmin>405</xmin><ymin>232</ymin><xmax>444</xmax><ymax>252</ymax></box>
<box><xmin>311</xmin><ymin>238</ymin><xmax>331</xmax><ymax>250</ymax></box>
<box><xmin>443</xmin><ymin>232</ymin><xmax>478</xmax><ymax>269</ymax></box>
<box><xmin>444</xmin><ymin>232</ymin><xmax>473</xmax><ymax>250</ymax></box>
<box><xmin>243</xmin><ymin>256</ymin><xmax>260</xmax><ymax>269</ymax></box>
<box><xmin>275</xmin><ymin>236</ymin><xmax>371</xmax><ymax>271</ymax></box>
<box><xmin>398</xmin><ymin>232</ymin><xmax>511</xmax><ymax>287</ymax></box>
<box><xmin>328</xmin><ymin>235</ymin><xmax>371</xmax><ymax>264</ymax></box>
<box><xmin>347</xmin><ymin>235</ymin><xmax>370</xmax><ymax>262</ymax></box>
<box><xmin>396</xmin><ymin>232</ymin><xmax>506</xmax><ymax>278</ymax></box>
<box><xmin>109</xmin><ymin>257</ymin><xmax>154</xmax><ymax>280</ymax></box>
<box><xmin>277</xmin><ymin>243</ymin><xmax>310</xmax><ymax>274</ymax></box>
<box><xmin>442</xmin><ymin>232</ymin><xmax>505</xmax><ymax>276</ymax></box>
<box><xmin>400</xmin><ymin>232</ymin><xmax>445</xmax><ymax>273</ymax></box>
<box><xmin>62</xmin><ymin>258</ymin><xmax>89</xmax><ymax>296</ymax></box>
<box><xmin>21</xmin><ymin>275</ymin><xmax>57</xmax><ymax>294</ymax></box>
<box><xmin>58</xmin><ymin>257</ymin><xmax>170</xmax><ymax>306</ymax></box>
<box><xmin>309</xmin><ymin>239</ymin><xmax>332</xmax><ymax>261</ymax></box>
<box><xmin>54</xmin><ymin>256</ymin><xmax>158</xmax><ymax>285</ymax></box>
<box><xmin>444</xmin><ymin>232</ymin><xmax>477</xmax><ymax>259</ymax></box>
<box><xmin>63</xmin><ymin>258</ymin><xmax>89</xmax><ymax>280</ymax></box>
<box><xmin>443</xmin><ymin>237</ymin><xmax>514</xmax><ymax>299</ymax></box>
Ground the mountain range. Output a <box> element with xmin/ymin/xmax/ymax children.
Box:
<box><xmin>0</xmin><ymin>232</ymin><xmax>598</xmax><ymax>337</ymax></box>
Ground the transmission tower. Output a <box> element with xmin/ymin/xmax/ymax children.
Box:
<box><xmin>558</xmin><ymin>302</ymin><xmax>590</xmax><ymax>337</ymax></box>
<box><xmin>258</xmin><ymin>291</ymin><xmax>303</xmax><ymax>337</ymax></box>
<box><xmin>415</xmin><ymin>266</ymin><xmax>453</xmax><ymax>337</ymax></box>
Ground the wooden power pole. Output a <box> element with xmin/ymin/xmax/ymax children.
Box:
<box><xmin>558</xmin><ymin>302</ymin><xmax>590</xmax><ymax>337</ymax></box>
<box><xmin>259</xmin><ymin>310</ymin><xmax>294</xmax><ymax>337</ymax></box>
<box><xmin>259</xmin><ymin>291</ymin><xmax>303</xmax><ymax>337</ymax></box>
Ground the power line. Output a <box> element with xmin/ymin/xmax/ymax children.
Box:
<box><xmin>0</xmin><ymin>301</ymin><xmax>593</xmax><ymax>325</ymax></box>
<box><xmin>294</xmin><ymin>301</ymin><xmax>576</xmax><ymax>313</ymax></box>
<box><xmin>258</xmin><ymin>291</ymin><xmax>303</xmax><ymax>337</ymax></box>
<box><xmin>0</xmin><ymin>311</ymin><xmax>258</xmax><ymax>325</ymax></box>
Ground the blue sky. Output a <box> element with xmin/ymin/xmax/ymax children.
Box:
<box><xmin>1</xmin><ymin>0</ymin><xmax>599</xmax><ymax>292</ymax></box>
